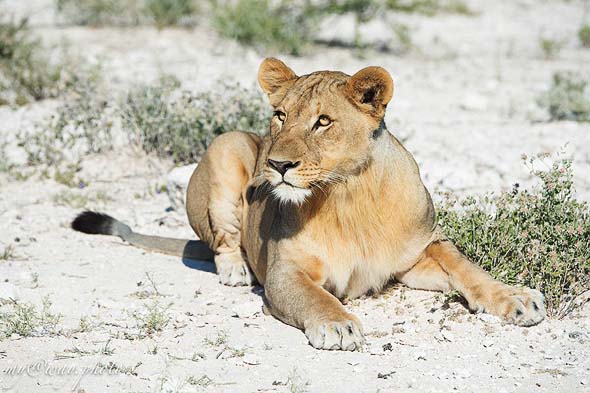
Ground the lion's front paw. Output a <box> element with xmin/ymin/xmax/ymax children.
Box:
<box><xmin>491</xmin><ymin>286</ymin><xmax>546</xmax><ymax>327</ymax></box>
<box><xmin>304</xmin><ymin>315</ymin><xmax>365</xmax><ymax>351</ymax></box>
<box><xmin>215</xmin><ymin>252</ymin><xmax>253</xmax><ymax>286</ymax></box>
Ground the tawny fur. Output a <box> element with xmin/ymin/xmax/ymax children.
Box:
<box><xmin>184</xmin><ymin>58</ymin><xmax>545</xmax><ymax>350</ymax></box>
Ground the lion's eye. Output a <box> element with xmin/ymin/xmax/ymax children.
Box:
<box><xmin>317</xmin><ymin>115</ymin><xmax>332</xmax><ymax>128</ymax></box>
<box><xmin>274</xmin><ymin>111</ymin><xmax>286</xmax><ymax>123</ymax></box>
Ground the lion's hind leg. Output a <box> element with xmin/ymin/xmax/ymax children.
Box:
<box><xmin>396</xmin><ymin>240</ymin><xmax>545</xmax><ymax>326</ymax></box>
<box><xmin>187</xmin><ymin>131</ymin><xmax>261</xmax><ymax>286</ymax></box>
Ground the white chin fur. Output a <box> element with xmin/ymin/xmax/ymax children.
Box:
<box><xmin>271</xmin><ymin>183</ymin><xmax>312</xmax><ymax>205</ymax></box>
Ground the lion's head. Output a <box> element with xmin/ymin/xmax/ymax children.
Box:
<box><xmin>257</xmin><ymin>58</ymin><xmax>394</xmax><ymax>204</ymax></box>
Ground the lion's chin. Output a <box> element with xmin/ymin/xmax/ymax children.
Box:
<box><xmin>271</xmin><ymin>183</ymin><xmax>312</xmax><ymax>205</ymax></box>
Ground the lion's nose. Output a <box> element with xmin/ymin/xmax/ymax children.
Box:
<box><xmin>267</xmin><ymin>159</ymin><xmax>301</xmax><ymax>176</ymax></box>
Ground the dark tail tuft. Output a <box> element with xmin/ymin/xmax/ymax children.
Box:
<box><xmin>71</xmin><ymin>211</ymin><xmax>131</xmax><ymax>238</ymax></box>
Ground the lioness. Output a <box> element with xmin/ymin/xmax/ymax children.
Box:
<box><xmin>73</xmin><ymin>58</ymin><xmax>545</xmax><ymax>351</ymax></box>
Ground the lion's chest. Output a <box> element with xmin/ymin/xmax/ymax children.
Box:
<box><xmin>302</xmin><ymin>210</ymin><xmax>432</xmax><ymax>300</ymax></box>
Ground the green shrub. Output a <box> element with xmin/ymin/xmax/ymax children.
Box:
<box><xmin>20</xmin><ymin>75</ymin><xmax>268</xmax><ymax>169</ymax></box>
<box><xmin>539</xmin><ymin>37</ymin><xmax>562</xmax><ymax>59</ymax></box>
<box><xmin>122</xmin><ymin>76</ymin><xmax>270</xmax><ymax>164</ymax></box>
<box><xmin>538</xmin><ymin>72</ymin><xmax>590</xmax><ymax>122</ymax></box>
<box><xmin>131</xmin><ymin>301</ymin><xmax>171</xmax><ymax>336</ymax></box>
<box><xmin>579</xmin><ymin>23</ymin><xmax>590</xmax><ymax>48</ymax></box>
<box><xmin>0</xmin><ymin>15</ymin><xmax>62</xmax><ymax>105</ymax></box>
<box><xmin>19</xmin><ymin>66</ymin><xmax>113</xmax><ymax>166</ymax></box>
<box><xmin>437</xmin><ymin>155</ymin><xmax>590</xmax><ymax>318</ymax></box>
<box><xmin>144</xmin><ymin>0</ymin><xmax>197</xmax><ymax>29</ymax></box>
<box><xmin>213</xmin><ymin>0</ymin><xmax>314</xmax><ymax>55</ymax></box>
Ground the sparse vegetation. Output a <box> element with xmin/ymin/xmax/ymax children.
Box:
<box><xmin>0</xmin><ymin>244</ymin><xmax>15</xmax><ymax>261</ymax></box>
<box><xmin>132</xmin><ymin>272</ymin><xmax>166</xmax><ymax>298</ymax></box>
<box><xmin>0</xmin><ymin>15</ymin><xmax>62</xmax><ymax>105</ymax></box>
<box><xmin>145</xmin><ymin>0</ymin><xmax>197</xmax><ymax>29</ymax></box>
<box><xmin>52</xmin><ymin>190</ymin><xmax>90</xmax><ymax>208</ymax></box>
<box><xmin>317</xmin><ymin>0</ymin><xmax>473</xmax><ymax>17</ymax></box>
<box><xmin>51</xmin><ymin>0</ymin><xmax>476</xmax><ymax>55</ymax></box>
<box><xmin>56</xmin><ymin>0</ymin><xmax>197</xmax><ymax>27</ymax></box>
<box><xmin>15</xmin><ymin>74</ymin><xmax>268</xmax><ymax>174</ymax></box>
<box><xmin>314</xmin><ymin>0</ymin><xmax>411</xmax><ymax>52</ymax></box>
<box><xmin>203</xmin><ymin>329</ymin><xmax>228</xmax><ymax>347</ymax></box>
<box><xmin>538</xmin><ymin>72</ymin><xmax>590</xmax><ymax>122</ymax></box>
<box><xmin>579</xmin><ymin>23</ymin><xmax>590</xmax><ymax>48</ymax></box>
<box><xmin>0</xmin><ymin>298</ymin><xmax>61</xmax><ymax>338</ymax></box>
<box><xmin>438</xmin><ymin>155</ymin><xmax>590</xmax><ymax>318</ymax></box>
<box><xmin>97</xmin><ymin>361</ymin><xmax>142</xmax><ymax>376</ymax></box>
<box><xmin>202</xmin><ymin>329</ymin><xmax>245</xmax><ymax>358</ymax></box>
<box><xmin>392</xmin><ymin>23</ymin><xmax>413</xmax><ymax>53</ymax></box>
<box><xmin>20</xmin><ymin>66</ymin><xmax>112</xmax><ymax>166</ymax></box>
<box><xmin>132</xmin><ymin>301</ymin><xmax>171</xmax><ymax>335</ymax></box>
<box><xmin>77</xmin><ymin>316</ymin><xmax>93</xmax><ymax>333</ymax></box>
<box><xmin>122</xmin><ymin>76</ymin><xmax>269</xmax><ymax>164</ymax></box>
<box><xmin>55</xmin><ymin>0</ymin><xmax>138</xmax><ymax>26</ymax></box>
<box><xmin>55</xmin><ymin>339</ymin><xmax>115</xmax><ymax>359</ymax></box>
<box><xmin>212</xmin><ymin>0</ymin><xmax>472</xmax><ymax>54</ymax></box>
<box><xmin>539</xmin><ymin>37</ymin><xmax>562</xmax><ymax>59</ymax></box>
<box><xmin>186</xmin><ymin>375</ymin><xmax>214</xmax><ymax>388</ymax></box>
<box><xmin>286</xmin><ymin>368</ymin><xmax>311</xmax><ymax>393</ymax></box>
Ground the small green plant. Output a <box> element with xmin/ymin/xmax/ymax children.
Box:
<box><xmin>579</xmin><ymin>23</ymin><xmax>590</xmax><ymax>48</ymax></box>
<box><xmin>77</xmin><ymin>316</ymin><xmax>93</xmax><ymax>333</ymax></box>
<box><xmin>539</xmin><ymin>37</ymin><xmax>562</xmax><ymax>59</ymax></box>
<box><xmin>186</xmin><ymin>375</ymin><xmax>214</xmax><ymax>387</ymax></box>
<box><xmin>132</xmin><ymin>301</ymin><xmax>171</xmax><ymax>335</ymax></box>
<box><xmin>122</xmin><ymin>76</ymin><xmax>270</xmax><ymax>164</ymax></box>
<box><xmin>213</xmin><ymin>0</ymin><xmax>314</xmax><ymax>55</ymax></box>
<box><xmin>1</xmin><ymin>303</ymin><xmax>38</xmax><ymax>337</ymax></box>
<box><xmin>144</xmin><ymin>0</ymin><xmax>197</xmax><ymax>29</ymax></box>
<box><xmin>55</xmin><ymin>339</ymin><xmax>115</xmax><ymax>359</ymax></box>
<box><xmin>437</xmin><ymin>155</ymin><xmax>590</xmax><ymax>318</ymax></box>
<box><xmin>0</xmin><ymin>298</ymin><xmax>61</xmax><ymax>338</ymax></box>
<box><xmin>538</xmin><ymin>72</ymin><xmax>590</xmax><ymax>122</ymax></box>
<box><xmin>286</xmin><ymin>368</ymin><xmax>310</xmax><ymax>393</ymax></box>
<box><xmin>0</xmin><ymin>244</ymin><xmax>15</xmax><ymax>261</ymax></box>
<box><xmin>203</xmin><ymin>329</ymin><xmax>228</xmax><ymax>347</ymax></box>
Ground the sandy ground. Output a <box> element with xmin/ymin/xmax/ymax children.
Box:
<box><xmin>1</xmin><ymin>0</ymin><xmax>590</xmax><ymax>392</ymax></box>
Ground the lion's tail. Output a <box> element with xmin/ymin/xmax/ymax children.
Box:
<box><xmin>71</xmin><ymin>211</ymin><xmax>214</xmax><ymax>261</ymax></box>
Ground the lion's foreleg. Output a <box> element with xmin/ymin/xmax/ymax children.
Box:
<box><xmin>264</xmin><ymin>256</ymin><xmax>365</xmax><ymax>351</ymax></box>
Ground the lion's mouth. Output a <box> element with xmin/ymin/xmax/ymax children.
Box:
<box><xmin>278</xmin><ymin>179</ymin><xmax>300</xmax><ymax>188</ymax></box>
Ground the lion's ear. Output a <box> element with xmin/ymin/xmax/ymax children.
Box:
<box><xmin>258</xmin><ymin>58</ymin><xmax>298</xmax><ymax>105</ymax></box>
<box><xmin>345</xmin><ymin>66</ymin><xmax>394</xmax><ymax>114</ymax></box>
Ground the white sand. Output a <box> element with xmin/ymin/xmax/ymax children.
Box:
<box><xmin>1</xmin><ymin>1</ymin><xmax>589</xmax><ymax>392</ymax></box>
